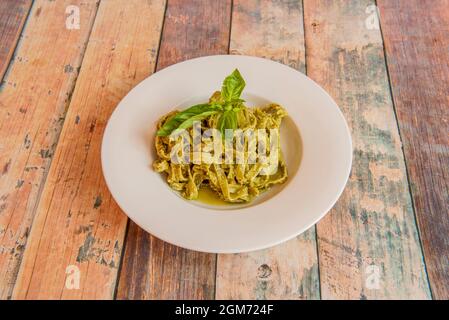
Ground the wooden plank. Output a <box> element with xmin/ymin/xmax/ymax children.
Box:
<box><xmin>12</xmin><ymin>0</ymin><xmax>166</xmax><ymax>299</ymax></box>
<box><xmin>0</xmin><ymin>0</ymin><xmax>100</xmax><ymax>300</ymax></box>
<box><xmin>0</xmin><ymin>0</ymin><xmax>32</xmax><ymax>80</ymax></box>
<box><xmin>116</xmin><ymin>0</ymin><xmax>232</xmax><ymax>300</ymax></box>
<box><xmin>377</xmin><ymin>0</ymin><xmax>449</xmax><ymax>299</ymax></box>
<box><xmin>303</xmin><ymin>0</ymin><xmax>431</xmax><ymax>299</ymax></box>
<box><xmin>215</xmin><ymin>0</ymin><xmax>320</xmax><ymax>300</ymax></box>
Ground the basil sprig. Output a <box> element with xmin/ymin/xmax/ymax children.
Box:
<box><xmin>156</xmin><ymin>103</ymin><xmax>219</xmax><ymax>136</ymax></box>
<box><xmin>157</xmin><ymin>69</ymin><xmax>246</xmax><ymax>136</ymax></box>
<box><xmin>221</xmin><ymin>68</ymin><xmax>246</xmax><ymax>101</ymax></box>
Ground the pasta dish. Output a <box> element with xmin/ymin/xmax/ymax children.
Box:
<box><xmin>153</xmin><ymin>69</ymin><xmax>288</xmax><ymax>203</ymax></box>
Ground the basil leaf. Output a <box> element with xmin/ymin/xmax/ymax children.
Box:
<box><xmin>217</xmin><ymin>110</ymin><xmax>237</xmax><ymax>136</ymax></box>
<box><xmin>221</xmin><ymin>69</ymin><xmax>245</xmax><ymax>102</ymax></box>
<box><xmin>178</xmin><ymin>110</ymin><xmax>218</xmax><ymax>130</ymax></box>
<box><xmin>217</xmin><ymin>111</ymin><xmax>228</xmax><ymax>134</ymax></box>
<box><xmin>157</xmin><ymin>103</ymin><xmax>216</xmax><ymax>136</ymax></box>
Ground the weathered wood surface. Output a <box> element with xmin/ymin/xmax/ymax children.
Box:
<box><xmin>12</xmin><ymin>0</ymin><xmax>166</xmax><ymax>299</ymax></box>
<box><xmin>303</xmin><ymin>0</ymin><xmax>431</xmax><ymax>299</ymax></box>
<box><xmin>0</xmin><ymin>0</ymin><xmax>32</xmax><ymax>80</ymax></box>
<box><xmin>215</xmin><ymin>0</ymin><xmax>320</xmax><ymax>300</ymax></box>
<box><xmin>378</xmin><ymin>0</ymin><xmax>449</xmax><ymax>299</ymax></box>
<box><xmin>0</xmin><ymin>0</ymin><xmax>100</xmax><ymax>300</ymax></box>
<box><xmin>116</xmin><ymin>0</ymin><xmax>232</xmax><ymax>300</ymax></box>
<box><xmin>0</xmin><ymin>0</ymin><xmax>444</xmax><ymax>300</ymax></box>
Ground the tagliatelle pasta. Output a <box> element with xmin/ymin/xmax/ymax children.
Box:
<box><xmin>153</xmin><ymin>91</ymin><xmax>288</xmax><ymax>203</ymax></box>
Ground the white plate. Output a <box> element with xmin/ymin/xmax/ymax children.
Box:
<box><xmin>101</xmin><ymin>55</ymin><xmax>352</xmax><ymax>253</ymax></box>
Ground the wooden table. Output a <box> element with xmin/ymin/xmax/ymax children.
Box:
<box><xmin>0</xmin><ymin>0</ymin><xmax>447</xmax><ymax>300</ymax></box>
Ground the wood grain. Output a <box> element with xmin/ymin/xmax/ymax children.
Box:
<box><xmin>116</xmin><ymin>0</ymin><xmax>232</xmax><ymax>300</ymax></box>
<box><xmin>12</xmin><ymin>0</ymin><xmax>166</xmax><ymax>299</ymax></box>
<box><xmin>303</xmin><ymin>0</ymin><xmax>431</xmax><ymax>299</ymax></box>
<box><xmin>0</xmin><ymin>0</ymin><xmax>32</xmax><ymax>80</ymax></box>
<box><xmin>215</xmin><ymin>0</ymin><xmax>320</xmax><ymax>300</ymax></box>
<box><xmin>0</xmin><ymin>0</ymin><xmax>100</xmax><ymax>300</ymax></box>
<box><xmin>378</xmin><ymin>0</ymin><xmax>449</xmax><ymax>299</ymax></box>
